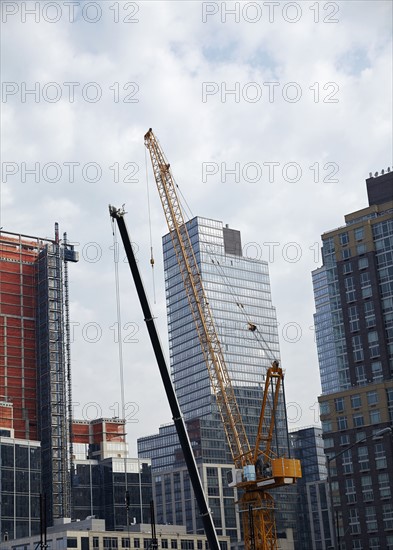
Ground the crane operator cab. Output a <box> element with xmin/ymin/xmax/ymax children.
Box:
<box><xmin>227</xmin><ymin>457</ymin><xmax>301</xmax><ymax>489</ymax></box>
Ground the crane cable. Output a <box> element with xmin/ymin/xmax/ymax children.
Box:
<box><xmin>144</xmin><ymin>146</ymin><xmax>157</xmax><ymax>304</ymax></box>
<box><xmin>203</xmin><ymin>245</ymin><xmax>277</xmax><ymax>362</ymax></box>
<box><xmin>163</xmin><ymin>154</ymin><xmax>276</xmax><ymax>361</ymax></box>
<box><xmin>149</xmin><ymin>141</ymin><xmax>277</xmax><ymax>362</ymax></box>
<box><xmin>110</xmin><ymin>218</ymin><xmax>129</xmax><ymax>511</ymax></box>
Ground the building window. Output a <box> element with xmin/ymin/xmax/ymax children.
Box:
<box><xmin>335</xmin><ymin>397</ymin><xmax>345</xmax><ymax>412</ymax></box>
<box><xmin>379</xmin><ymin>473</ymin><xmax>391</xmax><ymax>499</ymax></box>
<box><xmin>359</xmin><ymin>257</ymin><xmax>369</xmax><ymax>269</ymax></box>
<box><xmin>352</xmin><ymin>335</ymin><xmax>364</xmax><ymax>362</ymax></box>
<box><xmin>67</xmin><ymin>539</ymin><xmax>78</xmax><ymax>549</ymax></box>
<box><xmin>361</xmin><ymin>272</ymin><xmax>370</xmax><ymax>286</ymax></box>
<box><xmin>346</xmin><ymin>289</ymin><xmax>356</xmax><ymax>302</ymax></box>
<box><xmin>342</xmin><ymin>449</ymin><xmax>353</xmax><ymax>474</ymax></box>
<box><xmin>93</xmin><ymin>538</ymin><xmax>100</xmax><ymax>550</ymax></box>
<box><xmin>375</xmin><ymin>443</ymin><xmax>387</xmax><ymax>469</ymax></box>
<box><xmin>181</xmin><ymin>541</ymin><xmax>194</xmax><ymax>550</ymax></box>
<box><xmin>342</xmin><ymin>248</ymin><xmax>351</xmax><ymax>260</ymax></box>
<box><xmin>345</xmin><ymin>478</ymin><xmax>356</xmax><ymax>503</ymax></box>
<box><xmin>162</xmin><ymin>540</ymin><xmax>168</xmax><ymax>549</ymax></box>
<box><xmin>361</xmin><ymin>475</ymin><xmax>373</xmax><ymax>501</ymax></box>
<box><xmin>364</xmin><ymin>301</ymin><xmax>376</xmax><ymax>327</ymax></box>
<box><xmin>171</xmin><ymin>541</ymin><xmax>178</xmax><ymax>549</ymax></box>
<box><xmin>371</xmin><ymin>361</ymin><xmax>383</xmax><ymax>382</ymax></box>
<box><xmin>365</xmin><ymin>506</ymin><xmax>378</xmax><ymax>532</ymax></box>
<box><xmin>337</xmin><ymin>416</ymin><xmax>348</xmax><ymax>430</ymax></box>
<box><xmin>331</xmin><ymin>480</ymin><xmax>340</xmax><ymax>505</ymax></box>
<box><xmin>345</xmin><ymin>276</ymin><xmax>355</xmax><ymax>290</ymax></box>
<box><xmin>343</xmin><ymin>262</ymin><xmax>353</xmax><ymax>274</ymax></box>
<box><xmin>324</xmin><ymin>437</ymin><xmax>334</xmax><ymax>448</ymax></box>
<box><xmin>355</xmin><ymin>365</ymin><xmax>367</xmax><ymax>385</ymax></box>
<box><xmin>368</xmin><ymin>331</ymin><xmax>380</xmax><ymax>358</ymax></box>
<box><xmin>383</xmin><ymin>504</ymin><xmax>393</xmax><ymax>530</ymax></box>
<box><xmin>322</xmin><ymin>420</ymin><xmax>333</xmax><ymax>432</ymax></box>
<box><xmin>349</xmin><ymin>508</ymin><xmax>360</xmax><ymax>534</ymax></box>
<box><xmin>353</xmin><ymin>414</ymin><xmax>364</xmax><ymax>427</ymax></box>
<box><xmin>358</xmin><ymin>446</ymin><xmax>370</xmax><ymax>471</ymax></box>
<box><xmin>362</xmin><ymin>286</ymin><xmax>372</xmax><ymax>298</ymax></box>
<box><xmin>320</xmin><ymin>401</ymin><xmax>330</xmax><ymax>415</ymax></box>
<box><xmin>369</xmin><ymin>537</ymin><xmax>379</xmax><ymax>550</ymax></box>
<box><xmin>104</xmin><ymin>538</ymin><xmax>119</xmax><ymax>550</ymax></box>
<box><xmin>340</xmin><ymin>232</ymin><xmax>349</xmax><ymax>246</ymax></box>
<box><xmin>388</xmin><ymin>388</ymin><xmax>393</xmax><ymax>423</ymax></box>
<box><xmin>348</xmin><ymin>305</ymin><xmax>359</xmax><ymax>332</ymax></box>
<box><xmin>340</xmin><ymin>434</ymin><xmax>349</xmax><ymax>446</ymax></box>
<box><xmin>370</xmin><ymin>410</ymin><xmax>381</xmax><ymax>425</ymax></box>
<box><xmin>122</xmin><ymin>539</ymin><xmax>131</xmax><ymax>549</ymax></box>
<box><xmin>357</xmin><ymin>243</ymin><xmax>367</xmax><ymax>255</ymax></box>
<box><xmin>367</xmin><ymin>391</ymin><xmax>379</xmax><ymax>406</ymax></box>
<box><xmin>351</xmin><ymin>394</ymin><xmax>361</xmax><ymax>408</ymax></box>
<box><xmin>134</xmin><ymin>539</ymin><xmax>140</xmax><ymax>548</ymax></box>
<box><xmin>354</xmin><ymin>227</ymin><xmax>364</xmax><ymax>241</ymax></box>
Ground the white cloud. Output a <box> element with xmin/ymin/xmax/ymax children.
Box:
<box><xmin>1</xmin><ymin>0</ymin><xmax>392</xmax><ymax>453</ymax></box>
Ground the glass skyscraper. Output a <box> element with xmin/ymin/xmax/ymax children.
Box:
<box><xmin>139</xmin><ymin>216</ymin><xmax>296</xmax><ymax>541</ymax></box>
<box><xmin>312</xmin><ymin>170</ymin><xmax>393</xmax><ymax>549</ymax></box>
<box><xmin>165</xmin><ymin>216</ymin><xmax>280</xmax><ymax>422</ymax></box>
<box><xmin>290</xmin><ymin>426</ymin><xmax>330</xmax><ymax>549</ymax></box>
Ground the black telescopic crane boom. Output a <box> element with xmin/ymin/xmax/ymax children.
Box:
<box><xmin>109</xmin><ymin>205</ymin><xmax>220</xmax><ymax>550</ymax></box>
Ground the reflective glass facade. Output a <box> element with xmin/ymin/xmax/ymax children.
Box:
<box><xmin>290</xmin><ymin>427</ymin><xmax>328</xmax><ymax>549</ymax></box>
<box><xmin>313</xmin><ymin>171</ymin><xmax>393</xmax><ymax>549</ymax></box>
<box><xmin>164</xmin><ymin>217</ymin><xmax>280</xmax><ymax>421</ymax></box>
<box><xmin>313</xmin><ymin>173</ymin><xmax>393</xmax><ymax>394</ymax></box>
<box><xmin>312</xmin><ymin>266</ymin><xmax>340</xmax><ymax>394</ymax></box>
<box><xmin>100</xmin><ymin>458</ymin><xmax>152</xmax><ymax>531</ymax></box>
<box><xmin>71</xmin><ymin>441</ymin><xmax>152</xmax><ymax>531</ymax></box>
<box><xmin>306</xmin><ymin>480</ymin><xmax>333</xmax><ymax>550</ymax></box>
<box><xmin>139</xmin><ymin>217</ymin><xmax>296</xmax><ymax>540</ymax></box>
<box><xmin>0</xmin><ymin>437</ymin><xmax>41</xmax><ymax>541</ymax></box>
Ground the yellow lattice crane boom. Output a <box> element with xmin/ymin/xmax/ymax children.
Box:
<box><xmin>144</xmin><ymin>129</ymin><xmax>301</xmax><ymax>550</ymax></box>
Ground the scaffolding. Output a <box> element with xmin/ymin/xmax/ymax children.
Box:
<box><xmin>36</xmin><ymin>237</ymin><xmax>69</xmax><ymax>522</ymax></box>
<box><xmin>1</xmin><ymin>228</ymin><xmax>78</xmax><ymax>527</ymax></box>
<box><xmin>35</xmin><ymin>229</ymin><xmax>78</xmax><ymax>524</ymax></box>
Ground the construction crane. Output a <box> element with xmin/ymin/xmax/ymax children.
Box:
<box><xmin>143</xmin><ymin>128</ymin><xmax>301</xmax><ymax>550</ymax></box>
<box><xmin>109</xmin><ymin>205</ymin><xmax>221</xmax><ymax>550</ymax></box>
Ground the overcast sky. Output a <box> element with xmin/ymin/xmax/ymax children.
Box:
<box><xmin>1</xmin><ymin>0</ymin><xmax>392</xmax><ymax>454</ymax></box>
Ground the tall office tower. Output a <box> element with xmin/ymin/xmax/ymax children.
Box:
<box><xmin>290</xmin><ymin>426</ymin><xmax>329</xmax><ymax>550</ymax></box>
<box><xmin>139</xmin><ymin>217</ymin><xmax>296</xmax><ymax>541</ymax></box>
<box><xmin>312</xmin><ymin>170</ymin><xmax>393</xmax><ymax>548</ymax></box>
<box><xmin>0</xmin><ymin>228</ymin><xmax>78</xmax><ymax>533</ymax></box>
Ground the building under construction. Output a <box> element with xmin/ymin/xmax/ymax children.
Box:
<box><xmin>0</xmin><ymin>227</ymin><xmax>78</xmax><ymax>538</ymax></box>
